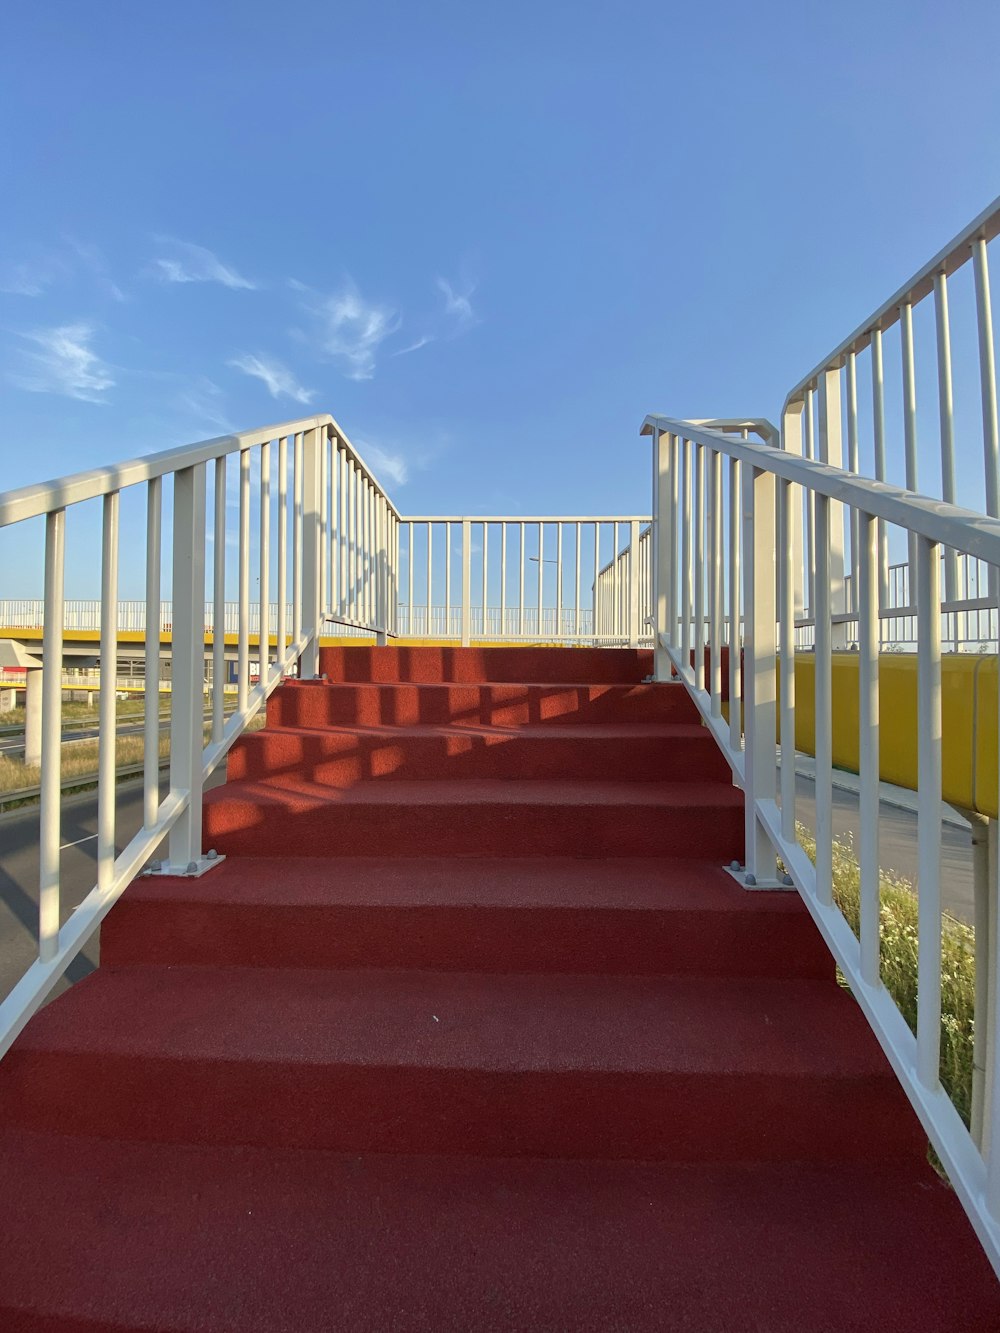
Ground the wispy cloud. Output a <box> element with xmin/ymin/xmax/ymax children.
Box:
<box><xmin>0</xmin><ymin>253</ymin><xmax>70</xmax><ymax>297</ymax></box>
<box><xmin>355</xmin><ymin>438</ymin><xmax>409</xmax><ymax>487</ymax></box>
<box><xmin>436</xmin><ymin>275</ymin><xmax>477</xmax><ymax>331</ymax></box>
<box><xmin>152</xmin><ymin>238</ymin><xmax>255</xmax><ymax>290</ymax></box>
<box><xmin>292</xmin><ymin>278</ymin><xmax>400</xmax><ymax>380</ymax></box>
<box><xmin>178</xmin><ymin>378</ymin><xmax>234</xmax><ymax>435</ymax></box>
<box><xmin>10</xmin><ymin>323</ymin><xmax>114</xmax><ymax>402</ymax></box>
<box><xmin>393</xmin><ymin>334</ymin><xmax>435</xmax><ymax>357</ymax></box>
<box><xmin>229</xmin><ymin>353</ymin><xmax>315</xmax><ymax>404</ymax></box>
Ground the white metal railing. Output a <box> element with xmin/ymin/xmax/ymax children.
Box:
<box><xmin>644</xmin><ymin>412</ymin><xmax>1000</xmax><ymax>1278</ymax></box>
<box><xmin>782</xmin><ymin>194</ymin><xmax>1000</xmax><ymax>631</ymax></box>
<box><xmin>0</xmin><ymin>599</ymin><xmax>296</xmax><ymax>636</ymax></box>
<box><xmin>397</xmin><ymin>516</ymin><xmax>650</xmax><ymax>645</ymax></box>
<box><xmin>0</xmin><ymin>413</ymin><xmax>397</xmax><ymax>1058</ymax></box>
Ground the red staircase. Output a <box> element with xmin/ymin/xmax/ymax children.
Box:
<box><xmin>0</xmin><ymin>647</ymin><xmax>996</xmax><ymax>1329</ymax></box>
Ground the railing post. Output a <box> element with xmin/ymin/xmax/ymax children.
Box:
<box><xmin>301</xmin><ymin>426</ymin><xmax>322</xmax><ymax>676</ymax></box>
<box><xmin>740</xmin><ymin>462</ymin><xmax>778</xmax><ymax>886</ymax></box>
<box><xmin>653</xmin><ymin>428</ymin><xmax>672</xmax><ymax>680</ymax></box>
<box><xmin>163</xmin><ymin>463</ymin><xmax>214</xmax><ymax>876</ymax></box>
<box><xmin>461</xmin><ymin>519</ymin><xmax>471</xmax><ymax>646</ymax></box>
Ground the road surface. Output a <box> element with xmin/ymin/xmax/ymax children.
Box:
<box><xmin>0</xmin><ymin>767</ymin><xmax>226</xmax><ymax>1005</ymax></box>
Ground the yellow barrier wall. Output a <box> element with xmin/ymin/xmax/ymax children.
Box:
<box><xmin>788</xmin><ymin>652</ymin><xmax>994</xmax><ymax>818</ymax></box>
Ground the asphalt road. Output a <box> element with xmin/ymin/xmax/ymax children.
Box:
<box><xmin>0</xmin><ymin>767</ymin><xmax>226</xmax><ymax>1005</ymax></box>
<box><xmin>0</xmin><ymin>716</ymin><xmax>171</xmax><ymax>757</ymax></box>
<box><xmin>793</xmin><ymin>773</ymin><xmax>974</xmax><ymax>923</ymax></box>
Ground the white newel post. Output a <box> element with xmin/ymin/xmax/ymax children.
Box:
<box><xmin>165</xmin><ymin>462</ymin><xmax>210</xmax><ymax>875</ymax></box>
<box><xmin>740</xmin><ymin>462</ymin><xmax>778</xmax><ymax>885</ymax></box>
<box><xmin>301</xmin><ymin>426</ymin><xmax>322</xmax><ymax>677</ymax></box>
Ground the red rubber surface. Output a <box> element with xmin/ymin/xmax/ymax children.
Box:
<box><xmin>1</xmin><ymin>646</ymin><xmax>996</xmax><ymax>1326</ymax></box>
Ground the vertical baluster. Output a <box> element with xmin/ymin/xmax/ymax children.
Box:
<box><xmin>320</xmin><ymin>431</ymin><xmax>329</xmax><ymax>620</ymax></box>
<box><xmin>339</xmin><ymin>445</ymin><xmax>348</xmax><ymax>619</ymax></box>
<box><xmin>238</xmin><ymin>449</ymin><xmax>251</xmax><ymax>712</ymax></box>
<box><xmin>629</xmin><ymin>518</ymin><xmax>641</xmax><ymax>650</ymax></box>
<box><xmin>556</xmin><ymin>522</ymin><xmax>564</xmax><ymax>639</ymax></box>
<box><xmin>871</xmin><ymin>327</ymin><xmax>890</xmax><ymax>612</ymax></box>
<box><xmin>482</xmin><ymin>522</ymin><xmax>489</xmax><ymax>638</ymax></box>
<box><xmin>536</xmin><ymin>522</ymin><xmax>544</xmax><ymax>639</ymax></box>
<box><xmin>38</xmin><ymin>508</ymin><xmax>65</xmax><ymax>960</ymax></box>
<box><xmin>742</xmin><ymin>463</ymin><xmax>778</xmax><ymax>882</ymax></box>
<box><xmin>497</xmin><ymin>521</ymin><xmax>505</xmax><ymax>637</ymax></box>
<box><xmin>407</xmin><ymin>520</ymin><xmax>414</xmax><ymax>636</ymax></box>
<box><xmin>709</xmin><ymin>450</ymin><xmax>723</xmax><ymax>717</ymax></box>
<box><xmin>694</xmin><ymin>444</ymin><xmax>705</xmax><ymax>689</ymax></box>
<box><xmin>427</xmin><ymin>520</ymin><xmax>433</xmax><ymax>636</ymax></box>
<box><xmin>592</xmin><ymin>523</ymin><xmax>599</xmax><ymax>643</ymax></box>
<box><xmin>814</xmin><ymin>492</ymin><xmax>833</xmax><ymax>906</ymax></box>
<box><xmin>846</xmin><ymin>352</ymin><xmax>861</xmax><ymax>613</ymax></box>
<box><xmin>259</xmin><ymin>442</ymin><xmax>271</xmax><ymax>686</ymax></box>
<box><xmin>804</xmin><ymin>386</ymin><xmax>815</xmax><ymax>617</ymax></box>
<box><xmin>611</xmin><ymin>521</ymin><xmax>620</xmax><ymax>644</ymax></box>
<box><xmin>292</xmin><ymin>434</ymin><xmax>303</xmax><ymax>652</ymax></box>
<box><xmin>858</xmin><ymin>509</ymin><xmax>880</xmax><ymax>985</ymax></box>
<box><xmin>519</xmin><ymin>523</ymin><xmax>526</xmax><ymax>639</ymax></box>
<box><xmin>144</xmin><ymin>478</ymin><xmax>163</xmax><ymax>822</ymax></box>
<box><xmin>728</xmin><ymin>456</ymin><xmax>742</xmax><ymax>749</ymax></box>
<box><xmin>277</xmin><ymin>440</ymin><xmax>288</xmax><ymax>668</ymax></box>
<box><xmin>974</xmin><ymin>237</ymin><xmax>1000</xmax><ymax>525</ymax></box>
<box><xmin>916</xmin><ymin>535</ymin><xmax>943</xmax><ymax>1089</ymax></box>
<box><xmin>934</xmin><ymin>271</ymin><xmax>959</xmax><ymax>603</ymax></box>
<box><xmin>445</xmin><ymin>521</ymin><xmax>452</xmax><ymax>637</ymax></box>
<box><xmin>680</xmin><ymin>443</ymin><xmax>692</xmax><ymax>675</ymax></box>
<box><xmin>778</xmin><ymin>478</ymin><xmax>796</xmax><ymax>842</ymax></box>
<box><xmin>212</xmin><ymin>460</ymin><xmax>227</xmax><ymax>736</ymax></box>
<box><xmin>574</xmin><ymin>521</ymin><xmax>582</xmax><ymax>642</ymax></box>
<box><xmin>668</xmin><ymin>433</ymin><xmax>679</xmax><ymax>652</ymax></box>
<box><xmin>98</xmin><ymin>490</ymin><xmax>120</xmax><ymax>893</ymax></box>
<box><xmin>901</xmin><ymin>301</ymin><xmax>920</xmax><ymax>586</ymax></box>
<box><xmin>461</xmin><ymin>518</ymin><xmax>471</xmax><ymax>646</ymax></box>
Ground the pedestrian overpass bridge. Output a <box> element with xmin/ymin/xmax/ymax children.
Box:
<box><xmin>1</xmin><ymin>197</ymin><xmax>1000</xmax><ymax>1325</ymax></box>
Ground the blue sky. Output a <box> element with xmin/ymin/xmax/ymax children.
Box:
<box><xmin>1</xmin><ymin>0</ymin><xmax>999</xmax><ymax>596</ymax></box>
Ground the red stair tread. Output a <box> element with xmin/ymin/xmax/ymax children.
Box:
<box><xmin>0</xmin><ymin>1127</ymin><xmax>996</xmax><ymax>1333</ymax></box>
<box><xmin>318</xmin><ymin>644</ymin><xmax>654</xmax><ymax>683</ymax></box>
<box><xmin>269</xmin><ymin>679</ymin><xmax>697</xmax><ymax>727</ymax></box>
<box><xmin>118</xmin><ymin>855</ymin><xmax>795</xmax><ymax>912</ymax></box>
<box><xmin>9</xmin><ymin>965</ymin><xmax>897</xmax><ymax>1079</ymax></box>
<box><xmin>227</xmin><ymin>721</ymin><xmax>730</xmax><ymax>783</ymax></box>
<box><xmin>205</xmin><ymin>775</ymin><xmax>743</xmax><ymax>808</ymax></box>
<box><xmin>105</xmin><ymin>857</ymin><xmax>832</xmax><ymax>978</ymax></box>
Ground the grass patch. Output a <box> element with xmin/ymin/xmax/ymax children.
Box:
<box><xmin>0</xmin><ymin>709</ymin><xmax>267</xmax><ymax>796</ymax></box>
<box><xmin>797</xmin><ymin>823</ymin><xmax>975</xmax><ymax>1129</ymax></box>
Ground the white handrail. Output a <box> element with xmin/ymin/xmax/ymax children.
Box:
<box><xmin>643</xmin><ymin>413</ymin><xmax>1000</xmax><ymax>1279</ymax></box>
<box><xmin>0</xmin><ymin>412</ymin><xmax>400</xmax><ymax>1059</ymax></box>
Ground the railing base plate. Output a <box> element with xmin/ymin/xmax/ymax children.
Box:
<box><xmin>724</xmin><ymin>864</ymin><xmax>795</xmax><ymax>892</ymax></box>
<box><xmin>145</xmin><ymin>852</ymin><xmax>226</xmax><ymax>880</ymax></box>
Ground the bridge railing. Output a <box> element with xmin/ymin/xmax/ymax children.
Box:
<box><xmin>782</xmin><ymin>193</ymin><xmax>1000</xmax><ymax>623</ymax></box>
<box><xmin>644</xmin><ymin>412</ymin><xmax>1000</xmax><ymax>1278</ymax></box>
<box><xmin>0</xmin><ymin>413</ymin><xmax>396</xmax><ymax>1058</ymax></box>
<box><xmin>398</xmin><ymin>516</ymin><xmax>650</xmax><ymax>645</ymax></box>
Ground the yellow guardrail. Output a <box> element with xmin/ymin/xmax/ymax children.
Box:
<box><xmin>785</xmin><ymin>652</ymin><xmax>998</xmax><ymax>819</ymax></box>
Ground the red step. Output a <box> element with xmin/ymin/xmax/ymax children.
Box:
<box><xmin>202</xmin><ymin>777</ymin><xmax>745</xmax><ymax>859</ymax></box>
<box><xmin>318</xmin><ymin>644</ymin><xmax>654</xmax><ymax>683</ymax></box>
<box><xmin>268</xmin><ymin>679</ymin><xmax>694</xmax><ymax>728</ymax></box>
<box><xmin>226</xmin><ymin>721</ymin><xmax>731</xmax><ymax>785</ymax></box>
<box><xmin>103</xmin><ymin>856</ymin><xmax>832</xmax><ymax>978</ymax></box>
<box><xmin>1</xmin><ymin>1129</ymin><xmax>996</xmax><ymax>1333</ymax></box>
<box><xmin>0</xmin><ymin>966</ymin><xmax>921</xmax><ymax>1162</ymax></box>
